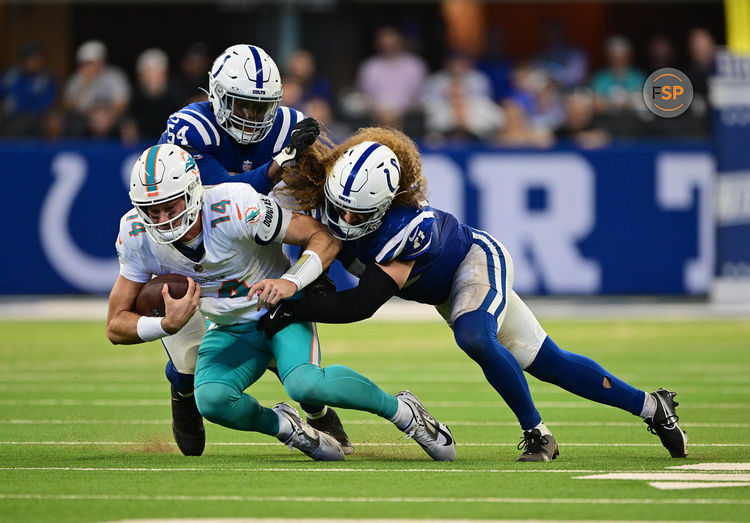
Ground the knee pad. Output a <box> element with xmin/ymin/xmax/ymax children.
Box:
<box><xmin>194</xmin><ymin>382</ymin><xmax>241</xmax><ymax>425</ymax></box>
<box><xmin>165</xmin><ymin>361</ymin><xmax>195</xmax><ymax>396</ymax></box>
<box><xmin>453</xmin><ymin>311</ymin><xmax>497</xmax><ymax>363</ymax></box>
<box><xmin>283</xmin><ymin>364</ymin><xmax>324</xmax><ymax>405</ymax></box>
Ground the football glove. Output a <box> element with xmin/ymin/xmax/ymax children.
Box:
<box><xmin>305</xmin><ymin>272</ymin><xmax>336</xmax><ymax>298</ymax></box>
<box><xmin>257</xmin><ymin>300</ymin><xmax>296</xmax><ymax>339</ymax></box>
<box><xmin>273</xmin><ymin>117</ymin><xmax>320</xmax><ymax>168</ymax></box>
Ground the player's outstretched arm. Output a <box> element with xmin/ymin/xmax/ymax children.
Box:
<box><xmin>256</xmin><ymin>260</ymin><xmax>414</xmax><ymax>338</ymax></box>
<box><xmin>249</xmin><ymin>213</ymin><xmax>341</xmax><ymax>309</ymax></box>
<box><xmin>106</xmin><ymin>275</ymin><xmax>200</xmax><ymax>345</ymax></box>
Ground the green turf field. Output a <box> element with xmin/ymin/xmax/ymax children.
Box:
<box><xmin>0</xmin><ymin>318</ymin><xmax>749</xmax><ymax>522</ymax></box>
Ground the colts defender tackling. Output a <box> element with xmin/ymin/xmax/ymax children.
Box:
<box><xmin>253</xmin><ymin>127</ymin><xmax>689</xmax><ymax>462</ymax></box>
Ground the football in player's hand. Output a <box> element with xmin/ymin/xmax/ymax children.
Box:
<box><xmin>135</xmin><ymin>274</ymin><xmax>189</xmax><ymax>317</ymax></box>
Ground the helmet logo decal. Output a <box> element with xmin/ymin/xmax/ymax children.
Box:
<box><xmin>342</xmin><ymin>143</ymin><xmax>381</xmax><ymax>197</ymax></box>
<box><xmin>212</xmin><ymin>54</ymin><xmax>231</xmax><ymax>78</ymax></box>
<box><xmin>384</xmin><ymin>168</ymin><xmax>397</xmax><ymax>192</ymax></box>
<box><xmin>244</xmin><ymin>206</ymin><xmax>260</xmax><ymax>224</ymax></box>
<box><xmin>143</xmin><ymin>145</ymin><xmax>162</xmax><ymax>197</ymax></box>
<box><xmin>184</xmin><ymin>156</ymin><xmax>196</xmax><ymax>173</ymax></box>
<box><xmin>247</xmin><ymin>46</ymin><xmax>264</xmax><ymax>88</ymax></box>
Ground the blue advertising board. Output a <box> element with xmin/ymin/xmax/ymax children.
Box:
<box><xmin>0</xmin><ymin>140</ymin><xmax>714</xmax><ymax>295</ymax></box>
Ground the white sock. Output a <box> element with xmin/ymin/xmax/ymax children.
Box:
<box><xmin>276</xmin><ymin>412</ymin><xmax>294</xmax><ymax>440</ymax></box>
<box><xmin>389</xmin><ymin>398</ymin><xmax>414</xmax><ymax>430</ymax></box>
<box><xmin>527</xmin><ymin>422</ymin><xmax>551</xmax><ymax>436</ymax></box>
<box><xmin>640</xmin><ymin>392</ymin><xmax>657</xmax><ymax>419</ymax></box>
<box><xmin>306</xmin><ymin>406</ymin><xmax>328</xmax><ymax>420</ymax></box>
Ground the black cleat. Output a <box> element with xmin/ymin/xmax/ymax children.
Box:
<box><xmin>170</xmin><ymin>385</ymin><xmax>205</xmax><ymax>456</ymax></box>
<box><xmin>306</xmin><ymin>407</ymin><xmax>354</xmax><ymax>455</ymax></box>
<box><xmin>516</xmin><ymin>429</ymin><xmax>559</xmax><ymax>462</ymax></box>
<box><xmin>645</xmin><ymin>388</ymin><xmax>688</xmax><ymax>458</ymax></box>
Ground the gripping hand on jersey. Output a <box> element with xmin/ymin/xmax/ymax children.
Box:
<box><xmin>257</xmin><ymin>301</ymin><xmax>296</xmax><ymax>339</ymax></box>
<box><xmin>273</xmin><ymin>117</ymin><xmax>320</xmax><ymax>168</ymax></box>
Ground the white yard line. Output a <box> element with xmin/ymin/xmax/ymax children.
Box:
<box><xmin>673</xmin><ymin>463</ymin><xmax>750</xmax><ymax>471</ymax></box>
<box><xmin>576</xmin><ymin>472</ymin><xmax>750</xmax><ymax>481</ymax></box>
<box><xmin>0</xmin><ymin>493</ymin><xmax>748</xmax><ymax>505</ymax></box>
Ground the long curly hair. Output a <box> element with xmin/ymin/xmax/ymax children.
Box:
<box><xmin>279</xmin><ymin>127</ymin><xmax>428</xmax><ymax>212</ymax></box>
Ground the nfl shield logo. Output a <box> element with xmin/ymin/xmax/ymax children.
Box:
<box><xmin>242</xmin><ymin>161</ymin><xmax>252</xmax><ymax>172</ymax></box>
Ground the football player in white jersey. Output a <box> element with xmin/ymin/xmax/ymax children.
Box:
<box><xmin>106</xmin><ymin>144</ymin><xmax>456</xmax><ymax>461</ymax></box>
<box><xmin>156</xmin><ymin>44</ymin><xmax>345</xmax><ymax>456</ymax></box>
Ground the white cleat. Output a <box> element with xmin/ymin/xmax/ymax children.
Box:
<box><xmin>273</xmin><ymin>403</ymin><xmax>345</xmax><ymax>461</ymax></box>
<box><xmin>397</xmin><ymin>390</ymin><xmax>456</xmax><ymax>461</ymax></box>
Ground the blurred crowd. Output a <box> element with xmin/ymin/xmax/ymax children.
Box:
<box><xmin>0</xmin><ymin>24</ymin><xmax>717</xmax><ymax>148</ymax></box>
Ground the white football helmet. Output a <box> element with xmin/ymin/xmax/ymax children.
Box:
<box><xmin>129</xmin><ymin>144</ymin><xmax>203</xmax><ymax>244</ymax></box>
<box><xmin>324</xmin><ymin>141</ymin><xmax>400</xmax><ymax>240</ymax></box>
<box><xmin>208</xmin><ymin>44</ymin><xmax>282</xmax><ymax>144</ymax></box>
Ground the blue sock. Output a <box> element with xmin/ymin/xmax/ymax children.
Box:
<box><xmin>453</xmin><ymin>310</ymin><xmax>542</xmax><ymax>430</ymax></box>
<box><xmin>526</xmin><ymin>336</ymin><xmax>645</xmax><ymax>416</ymax></box>
<box><xmin>165</xmin><ymin>360</ymin><xmax>195</xmax><ymax>396</ymax></box>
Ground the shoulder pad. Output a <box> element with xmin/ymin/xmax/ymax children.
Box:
<box><xmin>374</xmin><ymin>209</ymin><xmax>435</xmax><ymax>263</ymax></box>
<box><xmin>166</xmin><ymin>108</ymin><xmax>223</xmax><ymax>148</ymax></box>
<box><xmin>269</xmin><ymin>106</ymin><xmax>304</xmax><ymax>154</ymax></box>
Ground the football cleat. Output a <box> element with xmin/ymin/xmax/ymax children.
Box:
<box><xmin>307</xmin><ymin>407</ymin><xmax>354</xmax><ymax>455</ymax></box>
<box><xmin>273</xmin><ymin>403</ymin><xmax>345</xmax><ymax>461</ymax></box>
<box><xmin>645</xmin><ymin>388</ymin><xmax>688</xmax><ymax>458</ymax></box>
<box><xmin>170</xmin><ymin>385</ymin><xmax>205</xmax><ymax>456</ymax></box>
<box><xmin>397</xmin><ymin>390</ymin><xmax>456</xmax><ymax>461</ymax></box>
<box><xmin>516</xmin><ymin>429</ymin><xmax>559</xmax><ymax>462</ymax></box>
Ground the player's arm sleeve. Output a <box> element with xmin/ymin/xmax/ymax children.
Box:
<box><xmin>284</xmin><ymin>263</ymin><xmax>398</xmax><ymax>323</ymax></box>
<box><xmin>374</xmin><ymin>211</ymin><xmax>435</xmax><ymax>264</ymax></box>
<box><xmin>115</xmin><ymin>228</ymin><xmax>151</xmax><ymax>283</ymax></box>
<box><xmin>241</xmin><ymin>193</ymin><xmax>292</xmax><ymax>246</ymax></box>
<box><xmin>217</xmin><ymin>160</ymin><xmax>275</xmax><ymax>195</ymax></box>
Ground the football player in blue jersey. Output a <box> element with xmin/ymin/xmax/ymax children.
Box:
<box><xmin>152</xmin><ymin>44</ymin><xmax>348</xmax><ymax>456</ymax></box>
<box><xmin>252</xmin><ymin>127</ymin><xmax>689</xmax><ymax>462</ymax></box>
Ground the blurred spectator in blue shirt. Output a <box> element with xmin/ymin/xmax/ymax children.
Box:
<box><xmin>591</xmin><ymin>36</ymin><xmax>645</xmax><ymax>113</ymax></box>
<box><xmin>63</xmin><ymin>40</ymin><xmax>131</xmax><ymax>137</ymax></box>
<box><xmin>281</xmin><ymin>50</ymin><xmax>334</xmax><ymax>112</ymax></box>
<box><xmin>534</xmin><ymin>20</ymin><xmax>588</xmax><ymax>90</ymax></box>
<box><xmin>476</xmin><ymin>26</ymin><xmax>514</xmax><ymax>101</ymax></box>
<box><xmin>0</xmin><ymin>42</ymin><xmax>56</xmax><ymax>137</ymax></box>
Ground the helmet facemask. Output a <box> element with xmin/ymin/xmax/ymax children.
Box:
<box><xmin>208</xmin><ymin>45</ymin><xmax>283</xmax><ymax>145</ymax></box>
<box><xmin>323</xmin><ymin>183</ymin><xmax>393</xmax><ymax>241</ymax></box>
<box><xmin>129</xmin><ymin>144</ymin><xmax>204</xmax><ymax>245</ymax></box>
<box><xmin>211</xmin><ymin>82</ymin><xmax>279</xmax><ymax>144</ymax></box>
<box><xmin>133</xmin><ymin>179</ymin><xmax>203</xmax><ymax>245</ymax></box>
<box><xmin>323</xmin><ymin>141</ymin><xmax>401</xmax><ymax>241</ymax></box>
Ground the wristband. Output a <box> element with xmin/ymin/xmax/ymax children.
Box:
<box><xmin>137</xmin><ymin>315</ymin><xmax>168</xmax><ymax>342</ymax></box>
<box><xmin>273</xmin><ymin>147</ymin><xmax>296</xmax><ymax>168</ymax></box>
<box><xmin>280</xmin><ymin>250</ymin><xmax>323</xmax><ymax>291</ymax></box>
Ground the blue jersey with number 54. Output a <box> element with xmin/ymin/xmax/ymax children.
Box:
<box><xmin>157</xmin><ymin>101</ymin><xmax>304</xmax><ymax>195</ymax></box>
<box><xmin>331</xmin><ymin>205</ymin><xmax>474</xmax><ymax>305</ymax></box>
